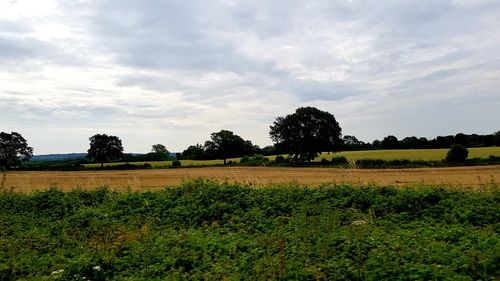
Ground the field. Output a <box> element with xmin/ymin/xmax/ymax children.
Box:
<box><xmin>3</xmin><ymin>165</ymin><xmax>500</xmax><ymax>192</ymax></box>
<box><xmin>83</xmin><ymin>147</ymin><xmax>500</xmax><ymax>168</ymax></box>
<box><xmin>0</xmin><ymin>181</ymin><xmax>498</xmax><ymax>280</ymax></box>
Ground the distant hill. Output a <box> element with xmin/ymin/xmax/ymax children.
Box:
<box><xmin>31</xmin><ymin>153</ymin><xmax>87</xmax><ymax>162</ymax></box>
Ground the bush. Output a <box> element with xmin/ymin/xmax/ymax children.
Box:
<box><xmin>240</xmin><ymin>156</ymin><xmax>251</xmax><ymax>163</ymax></box>
<box><xmin>331</xmin><ymin>156</ymin><xmax>349</xmax><ymax>166</ymax></box>
<box><xmin>239</xmin><ymin>155</ymin><xmax>269</xmax><ymax>166</ymax></box>
<box><xmin>275</xmin><ymin>155</ymin><xmax>285</xmax><ymax>163</ymax></box>
<box><xmin>320</xmin><ymin>158</ymin><xmax>330</xmax><ymax>165</ymax></box>
<box><xmin>171</xmin><ymin>160</ymin><xmax>182</xmax><ymax>168</ymax></box>
<box><xmin>446</xmin><ymin>144</ymin><xmax>469</xmax><ymax>163</ymax></box>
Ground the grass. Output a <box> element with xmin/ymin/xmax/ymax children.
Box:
<box><xmin>82</xmin><ymin>147</ymin><xmax>500</xmax><ymax>168</ymax></box>
<box><xmin>0</xmin><ymin>180</ymin><xmax>498</xmax><ymax>280</ymax></box>
<box><xmin>329</xmin><ymin>146</ymin><xmax>500</xmax><ymax>162</ymax></box>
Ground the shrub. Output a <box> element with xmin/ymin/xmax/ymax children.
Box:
<box><xmin>320</xmin><ymin>158</ymin><xmax>330</xmax><ymax>165</ymax></box>
<box><xmin>171</xmin><ymin>160</ymin><xmax>182</xmax><ymax>168</ymax></box>
<box><xmin>275</xmin><ymin>155</ymin><xmax>285</xmax><ymax>163</ymax></box>
<box><xmin>331</xmin><ymin>156</ymin><xmax>349</xmax><ymax>166</ymax></box>
<box><xmin>240</xmin><ymin>156</ymin><xmax>251</xmax><ymax>163</ymax></box>
<box><xmin>239</xmin><ymin>155</ymin><xmax>269</xmax><ymax>166</ymax></box>
<box><xmin>446</xmin><ymin>144</ymin><xmax>468</xmax><ymax>163</ymax></box>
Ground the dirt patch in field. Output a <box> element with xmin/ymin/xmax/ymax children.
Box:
<box><xmin>3</xmin><ymin>165</ymin><xmax>500</xmax><ymax>192</ymax></box>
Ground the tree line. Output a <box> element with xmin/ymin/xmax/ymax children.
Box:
<box><xmin>342</xmin><ymin>132</ymin><xmax>500</xmax><ymax>151</ymax></box>
<box><xmin>1</xmin><ymin>106</ymin><xmax>500</xmax><ymax>169</ymax></box>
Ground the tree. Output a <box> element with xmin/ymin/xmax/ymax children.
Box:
<box><xmin>342</xmin><ymin>135</ymin><xmax>365</xmax><ymax>150</ymax></box>
<box><xmin>0</xmin><ymin>132</ymin><xmax>34</xmax><ymax>170</ymax></box>
<box><xmin>150</xmin><ymin>144</ymin><xmax>171</xmax><ymax>160</ymax></box>
<box><xmin>269</xmin><ymin>107</ymin><xmax>342</xmax><ymax>163</ymax></box>
<box><xmin>381</xmin><ymin>135</ymin><xmax>399</xmax><ymax>149</ymax></box>
<box><xmin>86</xmin><ymin>134</ymin><xmax>124</xmax><ymax>168</ymax></box>
<box><xmin>446</xmin><ymin>144</ymin><xmax>469</xmax><ymax>163</ymax></box>
<box><xmin>493</xmin><ymin>131</ymin><xmax>500</xmax><ymax>146</ymax></box>
<box><xmin>204</xmin><ymin>130</ymin><xmax>249</xmax><ymax>165</ymax></box>
<box><xmin>454</xmin><ymin>133</ymin><xmax>469</xmax><ymax>147</ymax></box>
<box><xmin>182</xmin><ymin>144</ymin><xmax>205</xmax><ymax>160</ymax></box>
<box><xmin>151</xmin><ymin>144</ymin><xmax>169</xmax><ymax>154</ymax></box>
<box><xmin>400</xmin><ymin>136</ymin><xmax>420</xmax><ymax>149</ymax></box>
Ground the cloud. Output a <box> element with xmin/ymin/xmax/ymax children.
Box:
<box><xmin>1</xmin><ymin>0</ymin><xmax>499</xmax><ymax>153</ymax></box>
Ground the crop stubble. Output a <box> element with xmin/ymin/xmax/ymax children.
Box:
<box><xmin>3</xmin><ymin>165</ymin><xmax>500</xmax><ymax>192</ymax></box>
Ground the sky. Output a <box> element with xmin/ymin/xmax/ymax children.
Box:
<box><xmin>1</xmin><ymin>0</ymin><xmax>499</xmax><ymax>154</ymax></box>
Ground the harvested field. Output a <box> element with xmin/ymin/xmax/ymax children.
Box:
<box><xmin>3</xmin><ymin>165</ymin><xmax>500</xmax><ymax>192</ymax></box>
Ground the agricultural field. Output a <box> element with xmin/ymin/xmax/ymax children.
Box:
<box><xmin>0</xmin><ymin>180</ymin><xmax>498</xmax><ymax>280</ymax></box>
<box><xmin>3</xmin><ymin>165</ymin><xmax>500</xmax><ymax>192</ymax></box>
<box><xmin>82</xmin><ymin>147</ymin><xmax>500</xmax><ymax>168</ymax></box>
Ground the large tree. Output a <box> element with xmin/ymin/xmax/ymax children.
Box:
<box><xmin>86</xmin><ymin>134</ymin><xmax>124</xmax><ymax>168</ymax></box>
<box><xmin>0</xmin><ymin>132</ymin><xmax>34</xmax><ymax>170</ymax></box>
<box><xmin>269</xmin><ymin>107</ymin><xmax>342</xmax><ymax>162</ymax></box>
<box><xmin>204</xmin><ymin>130</ymin><xmax>251</xmax><ymax>165</ymax></box>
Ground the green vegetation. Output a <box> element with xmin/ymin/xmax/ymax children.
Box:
<box><xmin>270</xmin><ymin>106</ymin><xmax>342</xmax><ymax>162</ymax></box>
<box><xmin>331</xmin><ymin>147</ymin><xmax>500</xmax><ymax>162</ymax></box>
<box><xmin>0</xmin><ymin>180</ymin><xmax>498</xmax><ymax>280</ymax></box>
<box><xmin>446</xmin><ymin>144</ymin><xmax>469</xmax><ymax>163</ymax></box>
<box><xmin>86</xmin><ymin>134</ymin><xmax>124</xmax><ymax>168</ymax></box>
<box><xmin>0</xmin><ymin>131</ymin><xmax>33</xmax><ymax>170</ymax></box>
<box><xmin>78</xmin><ymin>147</ymin><xmax>500</xmax><ymax>169</ymax></box>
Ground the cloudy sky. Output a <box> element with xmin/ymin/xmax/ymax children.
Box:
<box><xmin>1</xmin><ymin>0</ymin><xmax>499</xmax><ymax>154</ymax></box>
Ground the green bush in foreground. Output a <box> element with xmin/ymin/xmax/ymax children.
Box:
<box><xmin>0</xmin><ymin>180</ymin><xmax>498</xmax><ymax>280</ymax></box>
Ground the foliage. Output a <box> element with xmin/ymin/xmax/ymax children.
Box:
<box><xmin>493</xmin><ymin>131</ymin><xmax>500</xmax><ymax>146</ymax></box>
<box><xmin>18</xmin><ymin>158</ymin><xmax>87</xmax><ymax>171</ymax></box>
<box><xmin>343</xmin><ymin>132</ymin><xmax>500</xmax><ymax>151</ymax></box>
<box><xmin>171</xmin><ymin>160</ymin><xmax>182</xmax><ymax>168</ymax></box>
<box><xmin>144</xmin><ymin>144</ymin><xmax>172</xmax><ymax>161</ymax></box>
<box><xmin>446</xmin><ymin>144</ymin><xmax>469</xmax><ymax>163</ymax></box>
<box><xmin>204</xmin><ymin>130</ymin><xmax>253</xmax><ymax>165</ymax></box>
<box><xmin>0</xmin><ymin>181</ymin><xmax>498</xmax><ymax>280</ymax></box>
<box><xmin>151</xmin><ymin>144</ymin><xmax>169</xmax><ymax>155</ymax></box>
<box><xmin>0</xmin><ymin>131</ymin><xmax>33</xmax><ymax>170</ymax></box>
<box><xmin>274</xmin><ymin>155</ymin><xmax>286</xmax><ymax>163</ymax></box>
<box><xmin>270</xmin><ymin>107</ymin><xmax>342</xmax><ymax>163</ymax></box>
<box><xmin>239</xmin><ymin>154</ymin><xmax>270</xmax><ymax>166</ymax></box>
<box><xmin>182</xmin><ymin>144</ymin><xmax>206</xmax><ymax>160</ymax></box>
<box><xmin>381</xmin><ymin>135</ymin><xmax>399</xmax><ymax>149</ymax></box>
<box><xmin>330</xmin><ymin>155</ymin><xmax>349</xmax><ymax>166</ymax></box>
<box><xmin>86</xmin><ymin>134</ymin><xmax>124</xmax><ymax>168</ymax></box>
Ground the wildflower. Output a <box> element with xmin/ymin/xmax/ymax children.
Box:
<box><xmin>50</xmin><ymin>269</ymin><xmax>64</xmax><ymax>275</ymax></box>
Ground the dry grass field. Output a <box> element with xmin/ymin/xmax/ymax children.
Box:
<box><xmin>3</xmin><ymin>165</ymin><xmax>500</xmax><ymax>193</ymax></box>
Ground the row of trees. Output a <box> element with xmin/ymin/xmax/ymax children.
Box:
<box><xmin>1</xmin><ymin>106</ymin><xmax>499</xmax><ymax>169</ymax></box>
<box><xmin>343</xmin><ymin>132</ymin><xmax>500</xmax><ymax>151</ymax></box>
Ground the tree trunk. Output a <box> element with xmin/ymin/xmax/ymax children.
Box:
<box><xmin>101</xmin><ymin>162</ymin><xmax>104</xmax><ymax>168</ymax></box>
<box><xmin>223</xmin><ymin>158</ymin><xmax>227</xmax><ymax>165</ymax></box>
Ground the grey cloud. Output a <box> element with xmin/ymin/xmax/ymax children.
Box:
<box><xmin>0</xmin><ymin>36</ymin><xmax>51</xmax><ymax>61</ymax></box>
<box><xmin>1</xmin><ymin>0</ymin><xmax>500</xmax><ymax>153</ymax></box>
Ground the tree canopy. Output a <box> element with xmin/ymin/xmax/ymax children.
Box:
<box><xmin>151</xmin><ymin>144</ymin><xmax>169</xmax><ymax>155</ymax></box>
<box><xmin>86</xmin><ymin>134</ymin><xmax>124</xmax><ymax>167</ymax></box>
<box><xmin>0</xmin><ymin>132</ymin><xmax>34</xmax><ymax>170</ymax></box>
<box><xmin>269</xmin><ymin>107</ymin><xmax>342</xmax><ymax>162</ymax></box>
<box><xmin>204</xmin><ymin>130</ymin><xmax>252</xmax><ymax>164</ymax></box>
<box><xmin>446</xmin><ymin>144</ymin><xmax>469</xmax><ymax>163</ymax></box>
